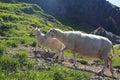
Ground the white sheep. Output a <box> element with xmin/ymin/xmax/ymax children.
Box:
<box><xmin>32</xmin><ymin>28</ymin><xmax>65</xmax><ymax>62</ymax></box>
<box><xmin>45</xmin><ymin>28</ymin><xmax>114</xmax><ymax>76</ymax></box>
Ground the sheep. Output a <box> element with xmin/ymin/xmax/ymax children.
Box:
<box><xmin>45</xmin><ymin>28</ymin><xmax>114</xmax><ymax>76</ymax></box>
<box><xmin>32</xmin><ymin>28</ymin><xmax>65</xmax><ymax>62</ymax></box>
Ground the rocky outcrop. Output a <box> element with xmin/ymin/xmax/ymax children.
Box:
<box><xmin>91</xmin><ymin>27</ymin><xmax>120</xmax><ymax>44</ymax></box>
<box><xmin>36</xmin><ymin>0</ymin><xmax>120</xmax><ymax>35</ymax></box>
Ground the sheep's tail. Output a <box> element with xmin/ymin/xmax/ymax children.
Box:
<box><xmin>111</xmin><ymin>45</ymin><xmax>114</xmax><ymax>59</ymax></box>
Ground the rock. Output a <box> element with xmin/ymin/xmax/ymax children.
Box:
<box><xmin>91</xmin><ymin>27</ymin><xmax>120</xmax><ymax>44</ymax></box>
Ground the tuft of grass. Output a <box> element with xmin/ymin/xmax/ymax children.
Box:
<box><xmin>80</xmin><ymin>59</ymin><xmax>88</xmax><ymax>65</ymax></box>
<box><xmin>64</xmin><ymin>50</ymin><xmax>73</xmax><ymax>58</ymax></box>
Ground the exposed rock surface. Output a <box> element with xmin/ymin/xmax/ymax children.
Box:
<box><xmin>91</xmin><ymin>27</ymin><xmax>120</xmax><ymax>44</ymax></box>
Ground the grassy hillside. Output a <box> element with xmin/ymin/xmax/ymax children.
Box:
<box><xmin>0</xmin><ymin>2</ymin><xmax>91</xmax><ymax>80</ymax></box>
<box><xmin>0</xmin><ymin>2</ymin><xmax>72</xmax><ymax>52</ymax></box>
<box><xmin>0</xmin><ymin>2</ymin><xmax>71</xmax><ymax>36</ymax></box>
<box><xmin>0</xmin><ymin>2</ymin><xmax>120</xmax><ymax>80</ymax></box>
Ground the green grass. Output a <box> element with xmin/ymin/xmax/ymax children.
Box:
<box><xmin>0</xmin><ymin>1</ymin><xmax>72</xmax><ymax>53</ymax></box>
<box><xmin>0</xmin><ymin>1</ymin><xmax>120</xmax><ymax>80</ymax></box>
<box><xmin>0</xmin><ymin>63</ymin><xmax>91</xmax><ymax>80</ymax></box>
<box><xmin>0</xmin><ymin>50</ymin><xmax>91</xmax><ymax>80</ymax></box>
<box><xmin>113</xmin><ymin>45</ymin><xmax>120</xmax><ymax>68</ymax></box>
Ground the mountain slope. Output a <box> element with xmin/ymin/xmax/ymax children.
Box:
<box><xmin>6</xmin><ymin>0</ymin><xmax>120</xmax><ymax>35</ymax></box>
<box><xmin>38</xmin><ymin>0</ymin><xmax>120</xmax><ymax>35</ymax></box>
<box><xmin>0</xmin><ymin>2</ymin><xmax>72</xmax><ymax>53</ymax></box>
<box><xmin>0</xmin><ymin>2</ymin><xmax>71</xmax><ymax>37</ymax></box>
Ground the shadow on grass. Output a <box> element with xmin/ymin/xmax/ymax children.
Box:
<box><xmin>64</xmin><ymin>64</ymin><xmax>118</xmax><ymax>79</ymax></box>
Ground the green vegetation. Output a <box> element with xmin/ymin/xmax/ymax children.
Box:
<box><xmin>0</xmin><ymin>1</ymin><xmax>91</xmax><ymax>80</ymax></box>
<box><xmin>0</xmin><ymin>49</ymin><xmax>91</xmax><ymax>80</ymax></box>
<box><xmin>113</xmin><ymin>46</ymin><xmax>120</xmax><ymax>68</ymax></box>
<box><xmin>0</xmin><ymin>1</ymin><xmax>72</xmax><ymax>53</ymax></box>
<box><xmin>0</xmin><ymin>55</ymin><xmax>91</xmax><ymax>80</ymax></box>
<box><xmin>0</xmin><ymin>1</ymin><xmax>120</xmax><ymax>80</ymax></box>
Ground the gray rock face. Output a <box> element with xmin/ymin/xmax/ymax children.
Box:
<box><xmin>91</xmin><ymin>27</ymin><xmax>120</xmax><ymax>44</ymax></box>
<box><xmin>38</xmin><ymin>0</ymin><xmax>120</xmax><ymax>34</ymax></box>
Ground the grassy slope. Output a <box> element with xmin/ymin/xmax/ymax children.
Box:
<box><xmin>0</xmin><ymin>2</ymin><xmax>72</xmax><ymax>52</ymax></box>
<box><xmin>0</xmin><ymin>2</ymin><xmax>120</xmax><ymax>79</ymax></box>
<box><xmin>0</xmin><ymin>2</ymin><xmax>91</xmax><ymax>80</ymax></box>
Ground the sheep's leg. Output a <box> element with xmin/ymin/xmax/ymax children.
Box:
<box><xmin>52</xmin><ymin>51</ymin><xmax>58</xmax><ymax>62</ymax></box>
<box><xmin>61</xmin><ymin>51</ymin><xmax>64</xmax><ymax>61</ymax></box>
<box><xmin>53</xmin><ymin>50</ymin><xmax>63</xmax><ymax>64</ymax></box>
<box><xmin>35</xmin><ymin>42</ymin><xmax>38</xmax><ymax>52</ymax></box>
<box><xmin>73</xmin><ymin>52</ymin><xmax>77</xmax><ymax>67</ymax></box>
<box><xmin>108</xmin><ymin>57</ymin><xmax>114</xmax><ymax>76</ymax></box>
<box><xmin>98</xmin><ymin>59</ymin><xmax>108</xmax><ymax>76</ymax></box>
<box><xmin>61</xmin><ymin>49</ymin><xmax>65</xmax><ymax>61</ymax></box>
<box><xmin>47</xmin><ymin>48</ymin><xmax>51</xmax><ymax>52</ymax></box>
<box><xmin>58</xmin><ymin>51</ymin><xmax>64</xmax><ymax>63</ymax></box>
<box><xmin>34</xmin><ymin>42</ymin><xmax>39</xmax><ymax>57</ymax></box>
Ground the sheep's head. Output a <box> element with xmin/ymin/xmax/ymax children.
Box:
<box><xmin>32</xmin><ymin>28</ymin><xmax>41</xmax><ymax>36</ymax></box>
<box><xmin>45</xmin><ymin>28</ymin><xmax>57</xmax><ymax>39</ymax></box>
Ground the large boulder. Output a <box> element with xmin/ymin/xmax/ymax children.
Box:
<box><xmin>91</xmin><ymin>27</ymin><xmax>120</xmax><ymax>44</ymax></box>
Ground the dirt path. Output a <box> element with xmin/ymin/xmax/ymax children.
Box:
<box><xmin>7</xmin><ymin>45</ymin><xmax>120</xmax><ymax>80</ymax></box>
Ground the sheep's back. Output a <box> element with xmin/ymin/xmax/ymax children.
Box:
<box><xmin>65</xmin><ymin>32</ymin><xmax>112</xmax><ymax>55</ymax></box>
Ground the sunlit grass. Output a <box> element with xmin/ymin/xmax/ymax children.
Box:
<box><xmin>113</xmin><ymin>45</ymin><xmax>120</xmax><ymax>68</ymax></box>
<box><xmin>0</xmin><ymin>1</ymin><xmax>120</xmax><ymax>80</ymax></box>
